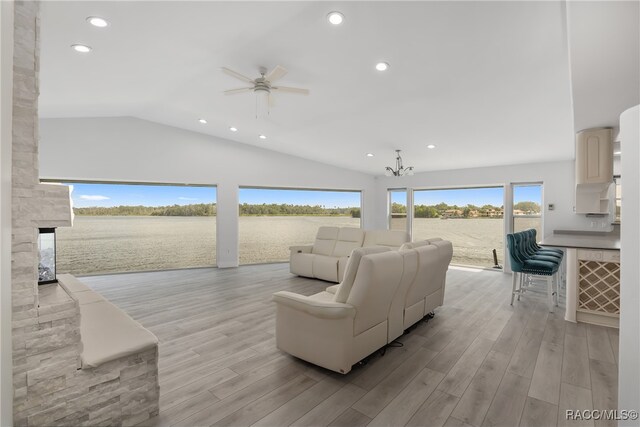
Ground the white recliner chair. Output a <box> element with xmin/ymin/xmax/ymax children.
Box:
<box><xmin>289</xmin><ymin>227</ymin><xmax>409</xmax><ymax>283</ymax></box>
<box><xmin>426</xmin><ymin>240</ymin><xmax>454</xmax><ymax>313</ymax></box>
<box><xmin>273</xmin><ymin>247</ymin><xmax>404</xmax><ymax>374</ymax></box>
<box><xmin>399</xmin><ymin>239</ymin><xmax>453</xmax><ymax>328</ymax></box>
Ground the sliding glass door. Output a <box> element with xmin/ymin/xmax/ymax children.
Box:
<box><xmin>512</xmin><ymin>183</ymin><xmax>543</xmax><ymax>238</ymax></box>
<box><xmin>55</xmin><ymin>182</ymin><xmax>217</xmax><ymax>275</ymax></box>
<box><xmin>412</xmin><ymin>187</ymin><xmax>504</xmax><ymax>268</ymax></box>
<box><xmin>238</xmin><ymin>187</ymin><xmax>362</xmax><ymax>264</ymax></box>
<box><xmin>388</xmin><ymin>189</ymin><xmax>408</xmax><ymax>232</ymax></box>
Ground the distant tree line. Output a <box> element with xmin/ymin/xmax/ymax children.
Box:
<box><xmin>239</xmin><ymin>203</ymin><xmax>360</xmax><ymax>218</ymax></box>
<box><xmin>393</xmin><ymin>201</ymin><xmax>539</xmax><ymax>219</ymax></box>
<box><xmin>74</xmin><ymin>201</ymin><xmax>537</xmax><ymax>218</ymax></box>
<box><xmin>513</xmin><ymin>201</ymin><xmax>541</xmax><ymax>214</ymax></box>
<box><xmin>74</xmin><ymin>203</ymin><xmax>361</xmax><ymax>218</ymax></box>
<box><xmin>73</xmin><ymin>203</ymin><xmax>217</xmax><ymax>217</ymax></box>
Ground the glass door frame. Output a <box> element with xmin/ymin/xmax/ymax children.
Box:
<box><xmin>387</xmin><ymin>188</ymin><xmax>411</xmax><ymax>237</ymax></box>
<box><xmin>410</xmin><ymin>184</ymin><xmax>506</xmax><ymax>270</ymax></box>
<box><xmin>510</xmin><ymin>182</ymin><xmax>544</xmax><ymax>237</ymax></box>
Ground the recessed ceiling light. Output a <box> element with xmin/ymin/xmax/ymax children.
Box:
<box><xmin>87</xmin><ymin>16</ymin><xmax>109</xmax><ymax>28</ymax></box>
<box><xmin>366</xmin><ymin>153</ymin><xmax>374</xmax><ymax>157</ymax></box>
<box><xmin>427</xmin><ymin>144</ymin><xmax>436</xmax><ymax>149</ymax></box>
<box><xmin>327</xmin><ymin>11</ymin><xmax>344</xmax><ymax>25</ymax></box>
<box><xmin>375</xmin><ymin>62</ymin><xmax>390</xmax><ymax>71</ymax></box>
<box><xmin>258</xmin><ymin>134</ymin><xmax>267</xmax><ymax>140</ymax></box>
<box><xmin>198</xmin><ymin>119</ymin><xmax>207</xmax><ymax>124</ymax></box>
<box><xmin>229</xmin><ymin>126</ymin><xmax>238</xmax><ymax>132</ymax></box>
<box><xmin>71</xmin><ymin>44</ymin><xmax>92</xmax><ymax>53</ymax></box>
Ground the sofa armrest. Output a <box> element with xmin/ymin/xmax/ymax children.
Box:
<box><xmin>272</xmin><ymin>291</ymin><xmax>356</xmax><ymax>319</ymax></box>
<box><xmin>289</xmin><ymin>245</ymin><xmax>313</xmax><ymax>254</ymax></box>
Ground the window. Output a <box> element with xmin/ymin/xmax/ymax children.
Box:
<box><xmin>513</xmin><ymin>184</ymin><xmax>543</xmax><ymax>239</ymax></box>
<box><xmin>55</xmin><ymin>182</ymin><xmax>217</xmax><ymax>275</ymax></box>
<box><xmin>388</xmin><ymin>189</ymin><xmax>407</xmax><ymax>231</ymax></box>
<box><xmin>413</xmin><ymin>187</ymin><xmax>504</xmax><ymax>268</ymax></box>
<box><xmin>238</xmin><ymin>188</ymin><xmax>362</xmax><ymax>264</ymax></box>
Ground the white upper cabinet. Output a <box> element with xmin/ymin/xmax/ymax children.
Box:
<box><xmin>576</xmin><ymin>128</ymin><xmax>613</xmax><ymax>185</ymax></box>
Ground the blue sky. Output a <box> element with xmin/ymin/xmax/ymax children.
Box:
<box><xmin>513</xmin><ymin>185</ymin><xmax>542</xmax><ymax>204</ymax></box>
<box><xmin>64</xmin><ymin>182</ymin><xmax>540</xmax><ymax>209</ymax></box>
<box><xmin>66</xmin><ymin>183</ymin><xmax>216</xmax><ymax>208</ymax></box>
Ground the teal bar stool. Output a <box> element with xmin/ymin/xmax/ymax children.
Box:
<box><xmin>507</xmin><ymin>232</ymin><xmax>559</xmax><ymax>312</ymax></box>
<box><xmin>528</xmin><ymin>229</ymin><xmax>566</xmax><ymax>286</ymax></box>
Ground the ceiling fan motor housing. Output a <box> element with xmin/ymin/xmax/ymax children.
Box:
<box><xmin>254</xmin><ymin>78</ymin><xmax>271</xmax><ymax>94</ymax></box>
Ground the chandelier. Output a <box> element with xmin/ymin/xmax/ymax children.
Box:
<box><xmin>385</xmin><ymin>150</ymin><xmax>414</xmax><ymax>176</ymax></box>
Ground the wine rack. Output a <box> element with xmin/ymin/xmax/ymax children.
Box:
<box><xmin>578</xmin><ymin>259</ymin><xmax>620</xmax><ymax>315</ymax></box>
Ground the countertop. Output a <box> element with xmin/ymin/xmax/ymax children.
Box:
<box><xmin>540</xmin><ymin>231</ymin><xmax>620</xmax><ymax>251</ymax></box>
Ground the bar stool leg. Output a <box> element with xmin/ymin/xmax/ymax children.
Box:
<box><xmin>518</xmin><ymin>273</ymin><xmax>523</xmax><ymax>300</ymax></box>
<box><xmin>554</xmin><ymin>272</ymin><xmax>559</xmax><ymax>307</ymax></box>
<box><xmin>546</xmin><ymin>275</ymin><xmax>554</xmax><ymax>312</ymax></box>
<box><xmin>511</xmin><ymin>272</ymin><xmax>518</xmax><ymax>305</ymax></box>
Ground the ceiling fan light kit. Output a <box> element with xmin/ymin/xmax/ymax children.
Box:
<box><xmin>385</xmin><ymin>150</ymin><xmax>414</xmax><ymax>177</ymax></box>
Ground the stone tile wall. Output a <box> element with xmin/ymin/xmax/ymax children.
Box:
<box><xmin>11</xmin><ymin>2</ymin><xmax>159</xmax><ymax>425</ymax></box>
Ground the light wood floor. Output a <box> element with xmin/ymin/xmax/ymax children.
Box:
<box><xmin>80</xmin><ymin>264</ymin><xmax>619</xmax><ymax>427</ymax></box>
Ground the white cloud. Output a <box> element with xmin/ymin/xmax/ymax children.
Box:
<box><xmin>178</xmin><ymin>197</ymin><xmax>198</xmax><ymax>201</ymax></box>
<box><xmin>79</xmin><ymin>195</ymin><xmax>110</xmax><ymax>201</ymax></box>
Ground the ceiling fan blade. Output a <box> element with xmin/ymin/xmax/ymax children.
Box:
<box><xmin>272</xmin><ymin>86</ymin><xmax>309</xmax><ymax>95</ymax></box>
<box><xmin>224</xmin><ymin>87</ymin><xmax>253</xmax><ymax>95</ymax></box>
<box><xmin>221</xmin><ymin>67</ymin><xmax>255</xmax><ymax>84</ymax></box>
<box><xmin>265</xmin><ymin>65</ymin><xmax>288</xmax><ymax>83</ymax></box>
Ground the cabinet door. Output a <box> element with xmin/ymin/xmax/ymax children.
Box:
<box><xmin>576</xmin><ymin>128</ymin><xmax>613</xmax><ymax>184</ymax></box>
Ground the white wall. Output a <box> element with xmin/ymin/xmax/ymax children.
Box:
<box><xmin>373</xmin><ymin>159</ymin><xmax>612</xmax><ymax>271</ymax></box>
<box><xmin>0</xmin><ymin>1</ymin><xmax>14</xmax><ymax>425</ymax></box>
<box><xmin>39</xmin><ymin>117</ymin><xmax>377</xmax><ymax>267</ymax></box>
<box><xmin>619</xmin><ymin>105</ymin><xmax>639</xmax><ymax>423</ymax></box>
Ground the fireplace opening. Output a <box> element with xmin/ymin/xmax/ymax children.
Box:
<box><xmin>38</xmin><ymin>228</ymin><xmax>57</xmax><ymax>285</ymax></box>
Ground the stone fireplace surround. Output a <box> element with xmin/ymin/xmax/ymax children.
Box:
<box><xmin>10</xmin><ymin>2</ymin><xmax>159</xmax><ymax>425</ymax></box>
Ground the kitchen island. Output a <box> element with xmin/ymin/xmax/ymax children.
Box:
<box><xmin>541</xmin><ymin>230</ymin><xmax>620</xmax><ymax>327</ymax></box>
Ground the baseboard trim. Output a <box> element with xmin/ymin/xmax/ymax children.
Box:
<box><xmin>217</xmin><ymin>262</ymin><xmax>239</xmax><ymax>269</ymax></box>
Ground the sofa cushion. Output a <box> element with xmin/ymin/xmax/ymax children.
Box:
<box><xmin>347</xmin><ymin>251</ymin><xmax>404</xmax><ymax>335</ymax></box>
<box><xmin>325</xmin><ymin>284</ymin><xmax>340</xmax><ymax>294</ymax></box>
<box><xmin>333</xmin><ymin>246</ymin><xmax>391</xmax><ymax>303</ymax></box>
<box><xmin>388</xmin><ymin>249</ymin><xmax>419</xmax><ymax>341</ymax></box>
<box><xmin>332</xmin><ymin>227</ymin><xmax>365</xmax><ymax>257</ymax></box>
<box><xmin>312</xmin><ymin>226</ymin><xmax>340</xmax><ymax>256</ymax></box>
<box><xmin>290</xmin><ymin>253</ymin><xmax>315</xmax><ymax>277</ymax></box>
<box><xmin>406</xmin><ymin>245</ymin><xmax>440</xmax><ymax>307</ymax></box>
<box><xmin>313</xmin><ymin>255</ymin><xmax>340</xmax><ymax>282</ymax></box>
<box><xmin>337</xmin><ymin>256</ymin><xmax>349</xmax><ymax>282</ymax></box>
<box><xmin>363</xmin><ymin>230</ymin><xmax>409</xmax><ymax>249</ymax></box>
<box><xmin>400</xmin><ymin>240</ymin><xmax>430</xmax><ymax>250</ymax></box>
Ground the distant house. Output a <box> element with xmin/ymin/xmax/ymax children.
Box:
<box><xmin>513</xmin><ymin>209</ymin><xmax>538</xmax><ymax>216</ymax></box>
<box><xmin>442</xmin><ymin>209</ymin><xmax>463</xmax><ymax>218</ymax></box>
<box><xmin>480</xmin><ymin>208</ymin><xmax>504</xmax><ymax>218</ymax></box>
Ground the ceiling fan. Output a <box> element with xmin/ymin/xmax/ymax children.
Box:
<box><xmin>222</xmin><ymin>65</ymin><xmax>310</xmax><ymax>101</ymax></box>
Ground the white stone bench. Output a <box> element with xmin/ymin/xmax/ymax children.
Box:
<box><xmin>57</xmin><ymin>274</ymin><xmax>159</xmax><ymax>425</ymax></box>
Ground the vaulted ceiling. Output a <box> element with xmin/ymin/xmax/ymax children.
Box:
<box><xmin>39</xmin><ymin>1</ymin><xmax>639</xmax><ymax>175</ymax></box>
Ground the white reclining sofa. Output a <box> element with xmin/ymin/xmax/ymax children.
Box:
<box><xmin>289</xmin><ymin>226</ymin><xmax>409</xmax><ymax>282</ymax></box>
<box><xmin>274</xmin><ymin>239</ymin><xmax>452</xmax><ymax>374</ymax></box>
